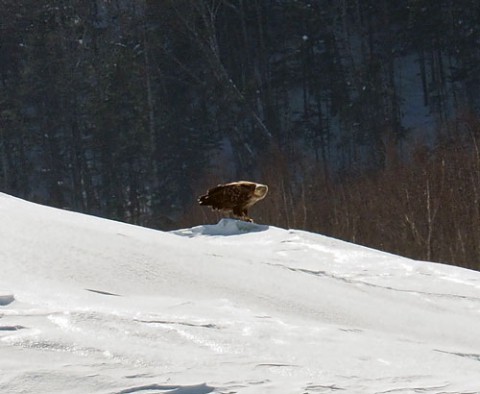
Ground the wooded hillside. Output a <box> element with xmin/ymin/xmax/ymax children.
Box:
<box><xmin>2</xmin><ymin>0</ymin><xmax>480</xmax><ymax>269</ymax></box>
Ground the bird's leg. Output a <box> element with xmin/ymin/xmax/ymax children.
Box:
<box><xmin>231</xmin><ymin>207</ymin><xmax>241</xmax><ymax>221</ymax></box>
<box><xmin>241</xmin><ymin>209</ymin><xmax>254</xmax><ymax>223</ymax></box>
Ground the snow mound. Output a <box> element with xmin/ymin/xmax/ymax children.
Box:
<box><xmin>0</xmin><ymin>293</ymin><xmax>14</xmax><ymax>306</ymax></box>
<box><xmin>172</xmin><ymin>218</ymin><xmax>269</xmax><ymax>237</ymax></box>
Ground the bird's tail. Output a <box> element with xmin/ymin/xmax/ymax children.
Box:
<box><xmin>197</xmin><ymin>194</ymin><xmax>210</xmax><ymax>206</ymax></box>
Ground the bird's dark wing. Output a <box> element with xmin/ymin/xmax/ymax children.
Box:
<box><xmin>198</xmin><ymin>183</ymin><xmax>255</xmax><ymax>211</ymax></box>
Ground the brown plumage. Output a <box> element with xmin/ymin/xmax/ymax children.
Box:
<box><xmin>198</xmin><ymin>181</ymin><xmax>268</xmax><ymax>222</ymax></box>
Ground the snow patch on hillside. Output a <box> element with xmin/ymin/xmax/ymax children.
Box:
<box><xmin>1</xmin><ymin>193</ymin><xmax>480</xmax><ymax>393</ymax></box>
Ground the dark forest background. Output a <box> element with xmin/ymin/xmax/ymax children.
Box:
<box><xmin>2</xmin><ymin>0</ymin><xmax>480</xmax><ymax>270</ymax></box>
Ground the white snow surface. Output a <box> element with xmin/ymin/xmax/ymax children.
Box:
<box><xmin>1</xmin><ymin>193</ymin><xmax>480</xmax><ymax>394</ymax></box>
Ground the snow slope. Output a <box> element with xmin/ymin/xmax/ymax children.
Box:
<box><xmin>1</xmin><ymin>192</ymin><xmax>480</xmax><ymax>394</ymax></box>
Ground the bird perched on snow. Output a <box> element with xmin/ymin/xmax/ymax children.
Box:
<box><xmin>198</xmin><ymin>181</ymin><xmax>268</xmax><ymax>222</ymax></box>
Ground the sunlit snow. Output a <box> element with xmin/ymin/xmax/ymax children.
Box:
<box><xmin>1</xmin><ymin>193</ymin><xmax>480</xmax><ymax>393</ymax></box>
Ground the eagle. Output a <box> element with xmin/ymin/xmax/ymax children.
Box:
<box><xmin>198</xmin><ymin>181</ymin><xmax>268</xmax><ymax>222</ymax></box>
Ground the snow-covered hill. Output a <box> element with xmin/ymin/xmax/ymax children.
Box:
<box><xmin>1</xmin><ymin>193</ymin><xmax>480</xmax><ymax>394</ymax></box>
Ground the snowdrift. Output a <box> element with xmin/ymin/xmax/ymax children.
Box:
<box><xmin>1</xmin><ymin>193</ymin><xmax>480</xmax><ymax>393</ymax></box>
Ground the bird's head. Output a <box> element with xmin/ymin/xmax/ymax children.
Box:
<box><xmin>253</xmin><ymin>183</ymin><xmax>268</xmax><ymax>199</ymax></box>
